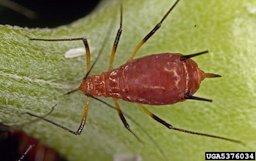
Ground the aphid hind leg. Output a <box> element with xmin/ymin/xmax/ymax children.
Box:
<box><xmin>140</xmin><ymin>105</ymin><xmax>173</xmax><ymax>128</ymax></box>
<box><xmin>139</xmin><ymin>105</ymin><xmax>243</xmax><ymax>145</ymax></box>
<box><xmin>113</xmin><ymin>99</ymin><xmax>142</xmax><ymax>142</ymax></box>
<box><xmin>26</xmin><ymin>100</ymin><xmax>90</xmax><ymax>135</ymax></box>
<box><xmin>129</xmin><ymin>0</ymin><xmax>180</xmax><ymax>60</ymax></box>
<box><xmin>108</xmin><ymin>3</ymin><xmax>123</xmax><ymax>70</ymax></box>
<box><xmin>85</xmin><ymin>95</ymin><xmax>168</xmax><ymax>161</ymax></box>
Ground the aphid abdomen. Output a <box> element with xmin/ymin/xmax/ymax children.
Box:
<box><xmin>185</xmin><ymin>57</ymin><xmax>205</xmax><ymax>96</ymax></box>
<box><xmin>120</xmin><ymin>53</ymin><xmax>205</xmax><ymax>105</ymax></box>
<box><xmin>120</xmin><ymin>53</ymin><xmax>188</xmax><ymax>105</ymax></box>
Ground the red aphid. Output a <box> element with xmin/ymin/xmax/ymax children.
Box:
<box><xmin>27</xmin><ymin>0</ymin><xmax>242</xmax><ymax>146</ymax></box>
<box><xmin>80</xmin><ymin>53</ymin><xmax>214</xmax><ymax>105</ymax></box>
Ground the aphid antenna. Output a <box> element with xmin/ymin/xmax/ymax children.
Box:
<box><xmin>180</xmin><ymin>50</ymin><xmax>208</xmax><ymax>61</ymax></box>
<box><xmin>64</xmin><ymin>88</ymin><xmax>80</xmax><ymax>95</ymax></box>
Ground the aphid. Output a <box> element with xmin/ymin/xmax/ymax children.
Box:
<box><xmin>28</xmin><ymin>0</ymin><xmax>243</xmax><ymax>146</ymax></box>
<box><xmin>0</xmin><ymin>123</ymin><xmax>67</xmax><ymax>161</ymax></box>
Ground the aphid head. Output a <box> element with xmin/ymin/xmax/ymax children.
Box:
<box><xmin>79</xmin><ymin>76</ymin><xmax>92</xmax><ymax>95</ymax></box>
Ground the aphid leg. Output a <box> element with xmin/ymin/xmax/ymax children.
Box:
<box><xmin>108</xmin><ymin>3</ymin><xmax>123</xmax><ymax>70</ymax></box>
<box><xmin>180</xmin><ymin>50</ymin><xmax>208</xmax><ymax>61</ymax></box>
<box><xmin>76</xmin><ymin>99</ymin><xmax>90</xmax><ymax>134</ymax></box>
<box><xmin>129</xmin><ymin>0</ymin><xmax>180</xmax><ymax>60</ymax></box>
<box><xmin>83</xmin><ymin>18</ymin><xmax>116</xmax><ymax>80</ymax></box>
<box><xmin>140</xmin><ymin>105</ymin><xmax>173</xmax><ymax>128</ymax></box>
<box><xmin>113</xmin><ymin>99</ymin><xmax>142</xmax><ymax>142</ymax></box>
<box><xmin>139</xmin><ymin>105</ymin><xmax>244</xmax><ymax>145</ymax></box>
<box><xmin>26</xmin><ymin>100</ymin><xmax>90</xmax><ymax>135</ymax></box>
<box><xmin>184</xmin><ymin>95</ymin><xmax>212</xmax><ymax>102</ymax></box>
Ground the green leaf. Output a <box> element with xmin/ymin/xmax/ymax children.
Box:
<box><xmin>1</xmin><ymin>0</ymin><xmax>256</xmax><ymax>161</ymax></box>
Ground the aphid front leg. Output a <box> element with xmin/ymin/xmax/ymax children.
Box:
<box><xmin>129</xmin><ymin>0</ymin><xmax>180</xmax><ymax>60</ymax></box>
<box><xmin>75</xmin><ymin>99</ymin><xmax>90</xmax><ymax>135</ymax></box>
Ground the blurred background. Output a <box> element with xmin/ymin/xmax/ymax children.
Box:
<box><xmin>0</xmin><ymin>0</ymin><xmax>101</xmax><ymax>27</ymax></box>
